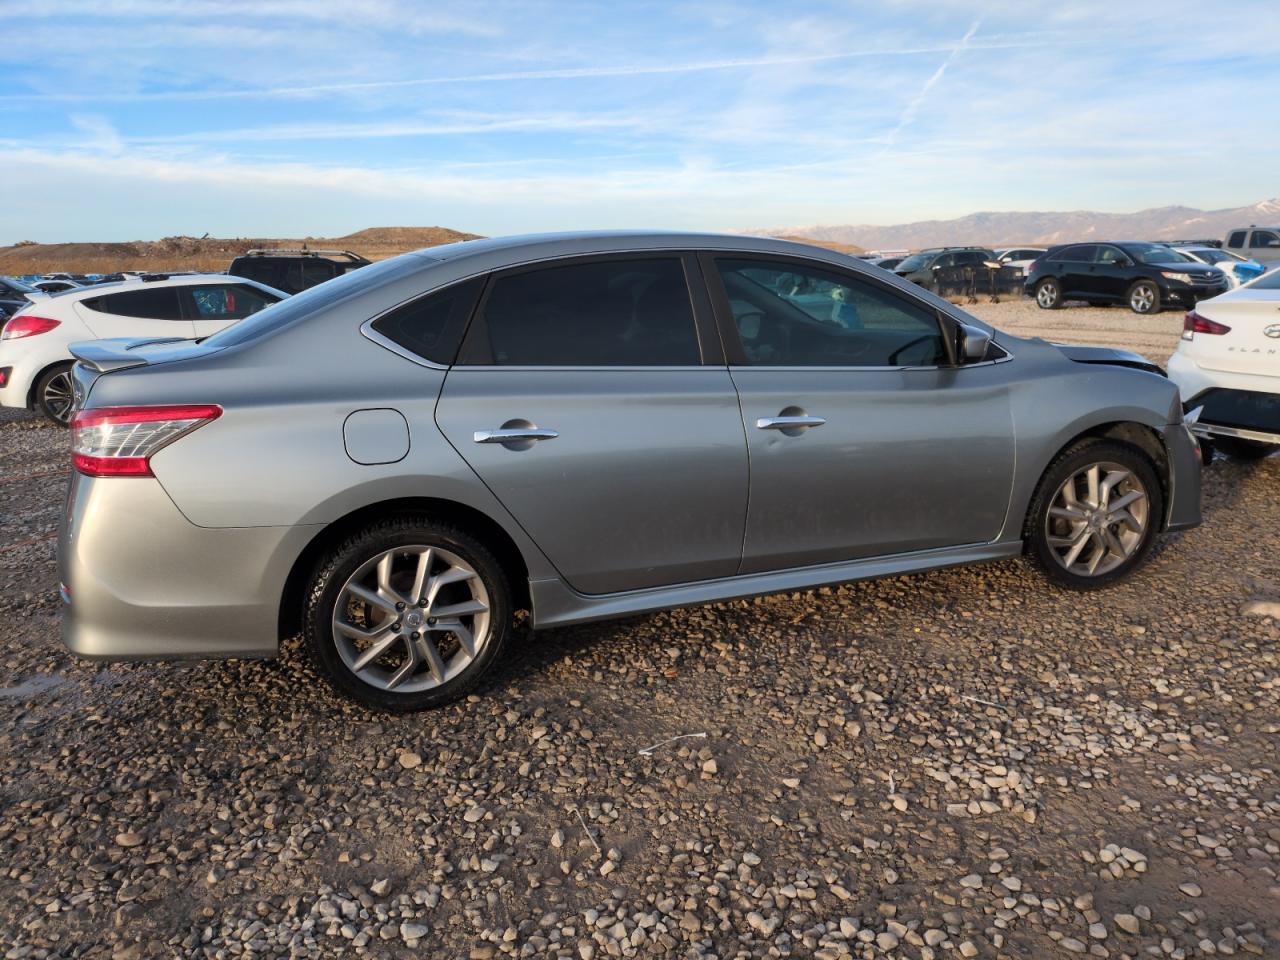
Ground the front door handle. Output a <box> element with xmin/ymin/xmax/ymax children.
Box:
<box><xmin>756</xmin><ymin>416</ymin><xmax>826</xmax><ymax>430</ymax></box>
<box><xmin>474</xmin><ymin>428</ymin><xmax>559</xmax><ymax>443</ymax></box>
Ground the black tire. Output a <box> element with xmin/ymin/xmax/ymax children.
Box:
<box><xmin>304</xmin><ymin>515</ymin><xmax>512</xmax><ymax>712</ymax></box>
<box><xmin>1126</xmin><ymin>280</ymin><xmax>1161</xmax><ymax>315</ymax></box>
<box><xmin>1034</xmin><ymin>278</ymin><xmax>1062</xmax><ymax>309</ymax></box>
<box><xmin>34</xmin><ymin>363</ymin><xmax>75</xmax><ymax>426</ymax></box>
<box><xmin>1212</xmin><ymin>436</ymin><xmax>1278</xmax><ymax>461</ymax></box>
<box><xmin>1025</xmin><ymin>439</ymin><xmax>1164</xmax><ymax>590</ymax></box>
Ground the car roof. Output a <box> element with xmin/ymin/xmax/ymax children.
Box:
<box><xmin>40</xmin><ymin>273</ymin><xmax>264</xmax><ymax>300</ymax></box>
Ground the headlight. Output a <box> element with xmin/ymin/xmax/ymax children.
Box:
<box><xmin>1160</xmin><ymin>271</ymin><xmax>1193</xmax><ymax>283</ymax></box>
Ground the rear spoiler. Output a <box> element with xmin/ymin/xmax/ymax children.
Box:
<box><xmin>68</xmin><ymin>337</ymin><xmax>189</xmax><ymax>373</ymax></box>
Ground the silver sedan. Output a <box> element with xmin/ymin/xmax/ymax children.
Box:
<box><xmin>59</xmin><ymin>232</ymin><xmax>1201</xmax><ymax>711</ymax></box>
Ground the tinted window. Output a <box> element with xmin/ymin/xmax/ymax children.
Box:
<box><xmin>1129</xmin><ymin>243</ymin><xmax>1193</xmax><ymax>265</ymax></box>
<box><xmin>956</xmin><ymin>251</ymin><xmax>989</xmax><ymax>264</ymax></box>
<box><xmin>1227</xmin><ymin>231</ymin><xmax>1247</xmax><ymax>248</ymax></box>
<box><xmin>187</xmin><ymin>284</ymin><xmax>280</xmax><ymax>320</ymax></box>
<box><xmin>715</xmin><ymin>258</ymin><xmax>947</xmax><ymax>367</ymax></box>
<box><xmin>473</xmin><ymin>258</ymin><xmax>700</xmax><ymax>366</ymax></box>
<box><xmin>1096</xmin><ymin>246</ymin><xmax>1127</xmax><ymax>265</ymax></box>
<box><xmin>1057</xmin><ymin>245</ymin><xmax>1098</xmax><ymax>263</ymax></box>
<box><xmin>369</xmin><ymin>278</ymin><xmax>483</xmax><ymax>365</ymax></box>
<box><xmin>895</xmin><ymin>254</ymin><xmax>927</xmax><ymax>272</ymax></box>
<box><xmin>1250</xmin><ymin>230</ymin><xmax>1280</xmax><ymax>249</ymax></box>
<box><xmin>85</xmin><ymin>287</ymin><xmax>184</xmax><ymax>320</ymax></box>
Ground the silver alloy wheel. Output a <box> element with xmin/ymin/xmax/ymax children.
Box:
<box><xmin>1044</xmin><ymin>461</ymin><xmax>1149</xmax><ymax>576</ymax></box>
<box><xmin>1129</xmin><ymin>283</ymin><xmax>1156</xmax><ymax>313</ymax></box>
<box><xmin>42</xmin><ymin>371</ymin><xmax>75</xmax><ymax>423</ymax></box>
<box><xmin>1036</xmin><ymin>281</ymin><xmax>1058</xmax><ymax>308</ymax></box>
<box><xmin>332</xmin><ymin>545</ymin><xmax>491</xmax><ymax>693</ymax></box>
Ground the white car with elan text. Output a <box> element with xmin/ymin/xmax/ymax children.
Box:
<box><xmin>1168</xmin><ymin>269</ymin><xmax>1280</xmax><ymax>460</ymax></box>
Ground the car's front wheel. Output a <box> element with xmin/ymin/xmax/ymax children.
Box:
<box><xmin>34</xmin><ymin>363</ymin><xmax>75</xmax><ymax>426</ymax></box>
<box><xmin>1026</xmin><ymin>440</ymin><xmax>1163</xmax><ymax>589</ymax></box>
<box><xmin>1034</xmin><ymin>278</ymin><xmax>1062</xmax><ymax>309</ymax></box>
<box><xmin>1127</xmin><ymin>280</ymin><xmax>1161</xmax><ymax>314</ymax></box>
<box><xmin>304</xmin><ymin>516</ymin><xmax>512</xmax><ymax>711</ymax></box>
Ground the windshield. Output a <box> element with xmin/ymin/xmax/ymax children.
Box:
<box><xmin>895</xmin><ymin>254</ymin><xmax>927</xmax><ymax>272</ymax></box>
<box><xmin>1185</xmin><ymin>248</ymin><xmax>1238</xmax><ymax>264</ymax></box>
<box><xmin>200</xmin><ymin>255</ymin><xmax>430</xmax><ymax>348</ymax></box>
<box><xmin>1128</xmin><ymin>243</ymin><xmax>1194</xmax><ymax>265</ymax></box>
<box><xmin>3</xmin><ymin>277</ymin><xmax>38</xmax><ymax>294</ymax></box>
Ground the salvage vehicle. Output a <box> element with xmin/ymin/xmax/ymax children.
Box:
<box><xmin>1169</xmin><ymin>269</ymin><xmax>1280</xmax><ymax>460</ymax></box>
<box><xmin>59</xmin><ymin>232</ymin><xmax>1202</xmax><ymax>711</ymax></box>
<box><xmin>0</xmin><ymin>274</ymin><xmax>285</xmax><ymax>424</ymax></box>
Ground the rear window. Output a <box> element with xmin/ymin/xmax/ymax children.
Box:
<box><xmin>201</xmin><ymin>255</ymin><xmax>428</xmax><ymax>348</ymax></box>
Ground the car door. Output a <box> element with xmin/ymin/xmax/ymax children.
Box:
<box><xmin>1055</xmin><ymin>245</ymin><xmax>1098</xmax><ymax>298</ymax></box>
<box><xmin>434</xmin><ymin>253</ymin><xmax>749</xmax><ymax>595</ymax></box>
<box><xmin>704</xmin><ymin>254</ymin><xmax>1015</xmax><ymax>573</ymax></box>
<box><xmin>1248</xmin><ymin>229</ymin><xmax>1280</xmax><ymax>263</ymax></box>
<box><xmin>182</xmin><ymin>282</ymin><xmax>284</xmax><ymax>339</ymax></box>
<box><xmin>1088</xmin><ymin>245</ymin><xmax>1131</xmax><ymax>301</ymax></box>
<box><xmin>73</xmin><ymin>286</ymin><xmax>196</xmax><ymax>339</ymax></box>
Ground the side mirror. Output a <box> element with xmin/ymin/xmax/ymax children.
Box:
<box><xmin>957</xmin><ymin>322</ymin><xmax>992</xmax><ymax>362</ymax></box>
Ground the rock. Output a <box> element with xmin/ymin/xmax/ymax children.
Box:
<box><xmin>463</xmin><ymin>806</ymin><xmax>486</xmax><ymax>823</ymax></box>
<box><xmin>701</xmin><ymin>759</ymin><xmax>717</xmax><ymax>774</ymax></box>
<box><xmin>959</xmin><ymin>941</ymin><xmax>978</xmax><ymax>957</ymax></box>
<box><xmin>400</xmin><ymin>922</ymin><xmax>429</xmax><ymax>942</ymax></box>
<box><xmin>1115</xmin><ymin>914</ymin><xmax>1139</xmax><ymax>935</ymax></box>
<box><xmin>876</xmin><ymin>931</ymin><xmax>899</xmax><ymax>951</ymax></box>
<box><xmin>398</xmin><ymin>751</ymin><xmax>423</xmax><ymax>769</ymax></box>
<box><xmin>370</xmin><ymin>878</ymin><xmax>391</xmax><ymax>897</ymax></box>
<box><xmin>1179</xmin><ymin>882</ymin><xmax>1203</xmax><ymax>898</ymax></box>
<box><xmin>114</xmin><ymin>832</ymin><xmax>143</xmax><ymax>848</ymax></box>
<box><xmin>1088</xmin><ymin>923</ymin><xmax>1107</xmax><ymax>939</ymax></box>
<box><xmin>1060</xmin><ymin>937</ymin><xmax>1087</xmax><ymax>953</ymax></box>
<box><xmin>1240</xmin><ymin>599</ymin><xmax>1280</xmax><ymax>618</ymax></box>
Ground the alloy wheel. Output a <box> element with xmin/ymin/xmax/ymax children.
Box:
<box><xmin>332</xmin><ymin>545</ymin><xmax>491</xmax><ymax>693</ymax></box>
<box><xmin>1044</xmin><ymin>461</ymin><xmax>1149</xmax><ymax>577</ymax></box>
<box><xmin>1036</xmin><ymin>282</ymin><xmax>1058</xmax><ymax>308</ymax></box>
<box><xmin>1129</xmin><ymin>283</ymin><xmax>1156</xmax><ymax>313</ymax></box>
<box><xmin>42</xmin><ymin>371</ymin><xmax>75</xmax><ymax>424</ymax></box>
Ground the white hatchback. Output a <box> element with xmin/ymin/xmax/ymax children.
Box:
<box><xmin>0</xmin><ymin>274</ymin><xmax>285</xmax><ymax>423</ymax></box>
<box><xmin>1168</xmin><ymin>269</ymin><xmax>1280</xmax><ymax>459</ymax></box>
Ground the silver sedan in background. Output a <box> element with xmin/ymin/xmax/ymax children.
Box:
<box><xmin>59</xmin><ymin>232</ymin><xmax>1201</xmax><ymax>711</ymax></box>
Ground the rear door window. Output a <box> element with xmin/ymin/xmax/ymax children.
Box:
<box><xmin>83</xmin><ymin>287</ymin><xmax>184</xmax><ymax>320</ymax></box>
<box><xmin>1227</xmin><ymin>230</ymin><xmax>1247</xmax><ymax>249</ymax></box>
<box><xmin>463</xmin><ymin>257</ymin><xmax>702</xmax><ymax>366</ymax></box>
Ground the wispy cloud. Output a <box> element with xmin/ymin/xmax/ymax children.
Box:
<box><xmin>883</xmin><ymin>18</ymin><xmax>982</xmax><ymax>146</ymax></box>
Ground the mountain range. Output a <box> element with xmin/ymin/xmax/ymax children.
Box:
<box><xmin>765</xmin><ymin>198</ymin><xmax>1280</xmax><ymax>253</ymax></box>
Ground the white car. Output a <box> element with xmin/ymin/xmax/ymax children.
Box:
<box><xmin>0</xmin><ymin>274</ymin><xmax>285</xmax><ymax>424</ymax></box>
<box><xmin>995</xmin><ymin>247</ymin><xmax>1047</xmax><ymax>275</ymax></box>
<box><xmin>1168</xmin><ymin>269</ymin><xmax>1280</xmax><ymax>460</ymax></box>
<box><xmin>1170</xmin><ymin>245</ymin><xmax>1266</xmax><ymax>288</ymax></box>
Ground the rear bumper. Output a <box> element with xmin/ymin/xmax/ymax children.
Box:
<box><xmin>59</xmin><ymin>473</ymin><xmax>318</xmax><ymax>660</ymax></box>
<box><xmin>1168</xmin><ymin>352</ymin><xmax>1280</xmax><ymax>439</ymax></box>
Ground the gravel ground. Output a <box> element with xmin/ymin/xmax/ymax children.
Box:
<box><xmin>1</xmin><ymin>305</ymin><xmax>1277</xmax><ymax>959</ymax></box>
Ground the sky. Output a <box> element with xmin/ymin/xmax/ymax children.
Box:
<box><xmin>1</xmin><ymin>0</ymin><xmax>1279</xmax><ymax>242</ymax></box>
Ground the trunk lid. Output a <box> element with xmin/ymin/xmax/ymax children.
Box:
<box><xmin>1191</xmin><ymin>290</ymin><xmax>1280</xmax><ymax>377</ymax></box>
<box><xmin>68</xmin><ymin>336</ymin><xmax>222</xmax><ymax>410</ymax></box>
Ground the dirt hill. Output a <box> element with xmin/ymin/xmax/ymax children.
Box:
<box><xmin>0</xmin><ymin>227</ymin><xmax>861</xmax><ymax>276</ymax></box>
<box><xmin>0</xmin><ymin>227</ymin><xmax>483</xmax><ymax>276</ymax></box>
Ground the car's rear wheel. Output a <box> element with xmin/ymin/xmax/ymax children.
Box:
<box><xmin>1127</xmin><ymin>280</ymin><xmax>1160</xmax><ymax>314</ymax></box>
<box><xmin>1035</xmin><ymin>278</ymin><xmax>1062</xmax><ymax>309</ymax></box>
<box><xmin>1212</xmin><ymin>436</ymin><xmax>1277</xmax><ymax>460</ymax></box>
<box><xmin>304</xmin><ymin>516</ymin><xmax>511</xmax><ymax>711</ymax></box>
<box><xmin>1026</xmin><ymin>440</ymin><xmax>1163</xmax><ymax>589</ymax></box>
<box><xmin>34</xmin><ymin>363</ymin><xmax>75</xmax><ymax>426</ymax></box>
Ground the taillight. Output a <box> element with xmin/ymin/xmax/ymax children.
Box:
<box><xmin>70</xmin><ymin>404</ymin><xmax>222</xmax><ymax>478</ymax></box>
<box><xmin>1</xmin><ymin>315</ymin><xmax>60</xmax><ymax>340</ymax></box>
<box><xmin>1181</xmin><ymin>309</ymin><xmax>1231</xmax><ymax>340</ymax></box>
<box><xmin>1026</xmin><ymin>260</ymin><xmax>1040</xmax><ymax>274</ymax></box>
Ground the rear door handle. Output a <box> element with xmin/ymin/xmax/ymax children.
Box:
<box><xmin>756</xmin><ymin>416</ymin><xmax>826</xmax><ymax>430</ymax></box>
<box><xmin>474</xmin><ymin>428</ymin><xmax>559</xmax><ymax>443</ymax></box>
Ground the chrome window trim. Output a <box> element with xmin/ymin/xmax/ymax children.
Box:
<box><xmin>359</xmin><ymin>317</ymin><xmax>450</xmax><ymax>370</ymax></box>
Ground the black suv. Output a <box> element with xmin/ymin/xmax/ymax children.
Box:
<box><xmin>892</xmin><ymin>247</ymin><xmax>995</xmax><ymax>288</ymax></box>
<box><xmin>227</xmin><ymin>249</ymin><xmax>371</xmax><ymax>295</ymax></box>
<box><xmin>1025</xmin><ymin>242</ymin><xmax>1228</xmax><ymax>314</ymax></box>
